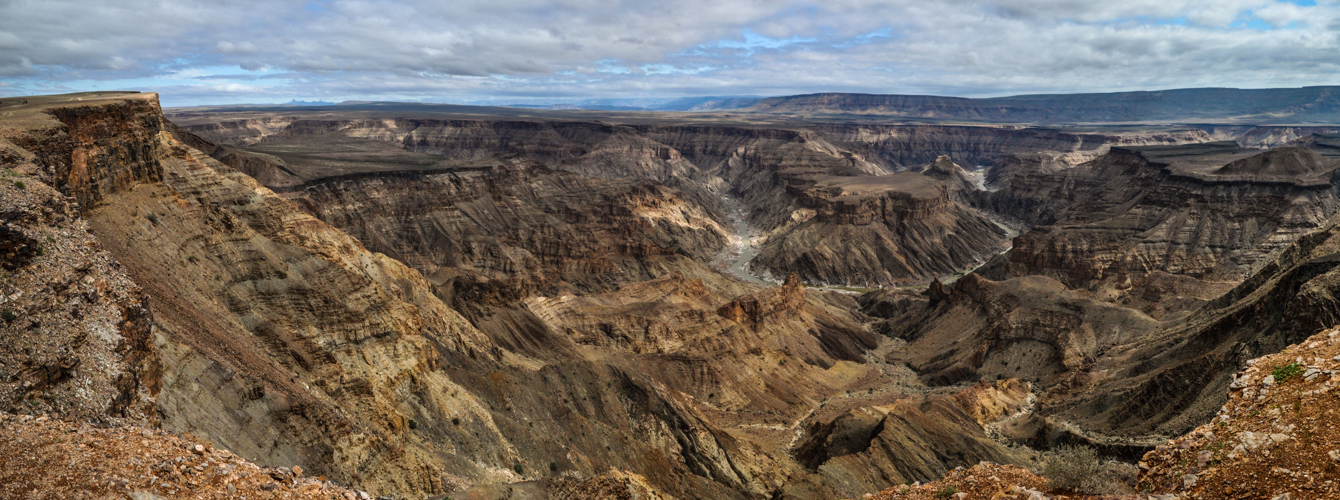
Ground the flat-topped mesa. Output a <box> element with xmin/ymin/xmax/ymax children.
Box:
<box><xmin>792</xmin><ymin>172</ymin><xmax>952</xmax><ymax>225</ymax></box>
<box><xmin>1216</xmin><ymin>145</ymin><xmax>1334</xmax><ymax>176</ymax></box>
<box><xmin>1111</xmin><ymin>141</ymin><xmax>1340</xmax><ymax>187</ymax></box>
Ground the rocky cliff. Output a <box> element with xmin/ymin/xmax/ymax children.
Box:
<box><xmin>0</xmin><ymin>130</ymin><xmax>159</xmax><ymax>426</ymax></box>
<box><xmin>981</xmin><ymin>142</ymin><xmax>1340</xmax><ymax>316</ymax></box>
<box><xmin>751</xmin><ymin>171</ymin><xmax>1008</xmax><ymax>287</ymax></box>
<box><xmin>1048</xmin><ymin>214</ymin><xmax>1340</xmax><ymax>440</ymax></box>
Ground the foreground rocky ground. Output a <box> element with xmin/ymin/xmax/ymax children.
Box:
<box><xmin>1139</xmin><ymin>326</ymin><xmax>1340</xmax><ymax>499</ymax></box>
<box><xmin>0</xmin><ymin>412</ymin><xmax>359</xmax><ymax>499</ymax></box>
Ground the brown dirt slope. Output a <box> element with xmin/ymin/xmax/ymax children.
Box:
<box><xmin>0</xmin><ymin>411</ymin><xmax>361</xmax><ymax>500</ymax></box>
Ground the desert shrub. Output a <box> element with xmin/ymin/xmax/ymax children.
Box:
<box><xmin>1273</xmin><ymin>362</ymin><xmax>1305</xmax><ymax>383</ymax></box>
<box><xmin>1042</xmin><ymin>445</ymin><xmax>1133</xmax><ymax>495</ymax></box>
<box><xmin>1</xmin><ymin>310</ymin><xmax>15</xmax><ymax>322</ymax></box>
<box><xmin>146</xmin><ymin>213</ymin><xmax>159</xmax><ymax>225</ymax></box>
<box><xmin>408</xmin><ymin>419</ymin><xmax>418</xmax><ymax>430</ymax></box>
<box><xmin>513</xmin><ymin>463</ymin><xmax>524</xmax><ymax>475</ymax></box>
<box><xmin>13</xmin><ymin>180</ymin><xmax>25</xmax><ymax>190</ymax></box>
<box><xmin>934</xmin><ymin>486</ymin><xmax>957</xmax><ymax>499</ymax></box>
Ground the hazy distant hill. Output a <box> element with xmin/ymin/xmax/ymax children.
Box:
<box><xmin>745</xmin><ymin>87</ymin><xmax>1340</xmax><ymax>124</ymax></box>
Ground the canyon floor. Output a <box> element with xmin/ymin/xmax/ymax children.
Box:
<box><xmin>6</xmin><ymin>92</ymin><xmax>1340</xmax><ymax>499</ymax></box>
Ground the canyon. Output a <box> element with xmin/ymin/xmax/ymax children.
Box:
<box><xmin>6</xmin><ymin>90</ymin><xmax>1340</xmax><ymax>499</ymax></box>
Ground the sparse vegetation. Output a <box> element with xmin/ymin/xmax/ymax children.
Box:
<box><xmin>549</xmin><ymin>462</ymin><xmax>558</xmax><ymax>472</ymax></box>
<box><xmin>13</xmin><ymin>180</ymin><xmax>25</xmax><ymax>190</ymax></box>
<box><xmin>1273</xmin><ymin>362</ymin><xmax>1305</xmax><ymax>383</ymax></box>
<box><xmin>146</xmin><ymin>213</ymin><xmax>159</xmax><ymax>225</ymax></box>
<box><xmin>187</xmin><ymin>255</ymin><xmax>198</xmax><ymax>263</ymax></box>
<box><xmin>1042</xmin><ymin>445</ymin><xmax>1133</xmax><ymax>495</ymax></box>
<box><xmin>451</xmin><ymin>417</ymin><xmax>460</xmax><ymax>426</ymax></box>
<box><xmin>934</xmin><ymin>485</ymin><xmax>958</xmax><ymax>499</ymax></box>
<box><xmin>1</xmin><ymin>310</ymin><xmax>15</xmax><ymax>322</ymax></box>
<box><xmin>513</xmin><ymin>463</ymin><xmax>524</xmax><ymax>475</ymax></box>
<box><xmin>408</xmin><ymin>419</ymin><xmax>418</xmax><ymax>430</ymax></box>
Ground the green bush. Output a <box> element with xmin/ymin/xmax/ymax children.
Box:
<box><xmin>146</xmin><ymin>213</ymin><xmax>159</xmax><ymax>225</ymax></box>
<box><xmin>1273</xmin><ymin>362</ymin><xmax>1305</xmax><ymax>384</ymax></box>
<box><xmin>451</xmin><ymin>417</ymin><xmax>461</xmax><ymax>425</ymax></box>
<box><xmin>934</xmin><ymin>486</ymin><xmax>957</xmax><ymax>499</ymax></box>
<box><xmin>13</xmin><ymin>180</ymin><xmax>25</xmax><ymax>190</ymax></box>
<box><xmin>513</xmin><ymin>463</ymin><xmax>524</xmax><ymax>475</ymax></box>
<box><xmin>1</xmin><ymin>310</ymin><xmax>15</xmax><ymax>322</ymax></box>
<box><xmin>408</xmin><ymin>419</ymin><xmax>418</xmax><ymax>430</ymax></box>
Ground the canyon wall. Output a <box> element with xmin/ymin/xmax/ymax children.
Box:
<box><xmin>0</xmin><ymin>92</ymin><xmax>1055</xmax><ymax>500</ymax></box>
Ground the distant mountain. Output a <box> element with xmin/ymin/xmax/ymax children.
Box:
<box><xmin>489</xmin><ymin>96</ymin><xmax>760</xmax><ymax>112</ymax></box>
<box><xmin>744</xmin><ymin>87</ymin><xmax>1340</xmax><ymax>124</ymax></box>
<box><xmin>283</xmin><ymin>99</ymin><xmax>337</xmax><ymax>106</ymax></box>
<box><xmin>650</xmin><ymin>96</ymin><xmax>760</xmax><ymax>111</ymax></box>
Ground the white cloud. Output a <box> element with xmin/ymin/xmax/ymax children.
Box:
<box><xmin>2</xmin><ymin>0</ymin><xmax>1340</xmax><ymax>105</ymax></box>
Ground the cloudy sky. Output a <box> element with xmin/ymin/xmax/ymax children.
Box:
<box><xmin>1</xmin><ymin>0</ymin><xmax>1336</xmax><ymax>106</ymax></box>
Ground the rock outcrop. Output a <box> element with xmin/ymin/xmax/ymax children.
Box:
<box><xmin>789</xmin><ymin>378</ymin><xmax>1032</xmax><ymax>496</ymax></box>
<box><xmin>1138</xmin><ymin>326</ymin><xmax>1340</xmax><ymax>499</ymax></box>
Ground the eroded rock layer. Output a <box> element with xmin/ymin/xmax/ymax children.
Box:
<box><xmin>982</xmin><ymin>142</ymin><xmax>1340</xmax><ymax>315</ymax></box>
